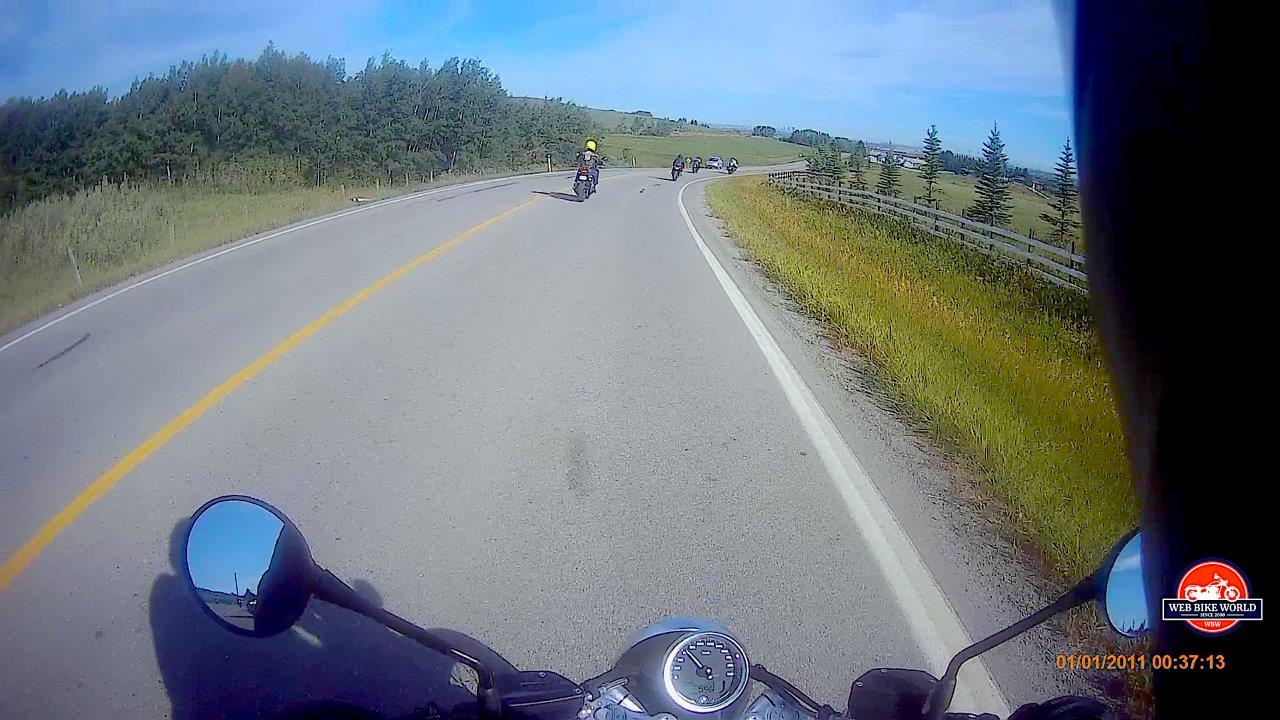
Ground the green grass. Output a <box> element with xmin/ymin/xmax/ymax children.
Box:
<box><xmin>512</xmin><ymin>97</ymin><xmax>732</xmax><ymax>136</ymax></box>
<box><xmin>603</xmin><ymin>132</ymin><xmax>803</xmax><ymax>169</ymax></box>
<box><xmin>0</xmin><ymin>170</ymin><xmax>528</xmax><ymax>335</ymax></box>
<box><xmin>506</xmin><ymin>96</ymin><xmax>675</xmax><ymax>129</ymax></box>
<box><xmin>510</xmin><ymin>97</ymin><xmax>677</xmax><ymax>132</ymax></box>
<box><xmin>867</xmin><ymin>164</ymin><xmax>1063</xmax><ymax>244</ymax></box>
<box><xmin>706</xmin><ymin>176</ymin><xmax>1134</xmax><ymax>580</ymax></box>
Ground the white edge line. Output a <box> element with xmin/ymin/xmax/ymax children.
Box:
<box><xmin>0</xmin><ymin>170</ymin><xmax>570</xmax><ymax>356</ymax></box>
<box><xmin>677</xmin><ymin>175</ymin><xmax>1011</xmax><ymax>717</ymax></box>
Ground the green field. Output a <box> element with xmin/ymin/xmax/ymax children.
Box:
<box><xmin>509</xmin><ymin>97</ymin><xmax>676</xmax><ymax>134</ymax></box>
<box><xmin>866</xmin><ymin>164</ymin><xmax>1062</xmax><ymax>244</ymax></box>
<box><xmin>707</xmin><ymin>176</ymin><xmax>1133</xmax><ymax>581</ymax></box>
<box><xmin>602</xmin><ymin>133</ymin><xmax>803</xmax><ymax>169</ymax></box>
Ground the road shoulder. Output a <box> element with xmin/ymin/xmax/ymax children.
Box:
<box><xmin>0</xmin><ymin>169</ymin><xmax>574</xmax><ymax>354</ymax></box>
<box><xmin>681</xmin><ymin>177</ymin><xmax>1094</xmax><ymax>710</ymax></box>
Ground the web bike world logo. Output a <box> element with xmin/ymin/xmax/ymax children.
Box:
<box><xmin>1163</xmin><ymin>560</ymin><xmax>1264</xmax><ymax>634</ymax></box>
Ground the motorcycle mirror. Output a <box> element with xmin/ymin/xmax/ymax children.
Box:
<box><xmin>1101</xmin><ymin>531</ymin><xmax>1150</xmax><ymax>637</ymax></box>
<box><xmin>182</xmin><ymin>495</ymin><xmax>317</xmax><ymax>637</ymax></box>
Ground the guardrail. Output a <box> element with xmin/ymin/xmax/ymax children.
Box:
<box><xmin>768</xmin><ymin>170</ymin><xmax>1087</xmax><ymax>292</ymax></box>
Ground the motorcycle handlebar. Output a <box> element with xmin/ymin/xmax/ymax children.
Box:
<box><xmin>749</xmin><ymin>664</ymin><xmax>830</xmax><ymax>718</ymax></box>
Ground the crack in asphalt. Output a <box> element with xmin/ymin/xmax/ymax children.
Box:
<box><xmin>34</xmin><ymin>332</ymin><xmax>90</xmax><ymax>370</ymax></box>
<box><xmin>433</xmin><ymin>181</ymin><xmax>517</xmax><ymax>202</ymax></box>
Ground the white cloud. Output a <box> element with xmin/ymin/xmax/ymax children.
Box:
<box><xmin>496</xmin><ymin>0</ymin><xmax>1063</xmax><ymax>106</ymax></box>
<box><xmin>1113</xmin><ymin>552</ymin><xmax>1141</xmax><ymax>573</ymax></box>
<box><xmin>487</xmin><ymin>0</ymin><xmax>1069</xmax><ymax>166</ymax></box>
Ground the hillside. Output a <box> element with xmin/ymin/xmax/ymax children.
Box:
<box><xmin>867</xmin><ymin>164</ymin><xmax>1060</xmax><ymax>242</ymax></box>
<box><xmin>509</xmin><ymin>97</ymin><xmax>804</xmax><ymax>167</ymax></box>
<box><xmin>510</xmin><ymin>97</ymin><xmax>685</xmax><ymax>136</ymax></box>
<box><xmin>603</xmin><ymin>132</ymin><xmax>803</xmax><ymax>168</ymax></box>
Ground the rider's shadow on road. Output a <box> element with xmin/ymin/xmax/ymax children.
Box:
<box><xmin>531</xmin><ymin>190</ymin><xmax>584</xmax><ymax>203</ymax></box>
<box><xmin>151</xmin><ymin>521</ymin><xmax>476</xmax><ymax>719</ymax></box>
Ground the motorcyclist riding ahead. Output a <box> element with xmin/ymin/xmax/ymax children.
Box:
<box><xmin>581</xmin><ymin>139</ymin><xmax>602</xmax><ymax>193</ymax></box>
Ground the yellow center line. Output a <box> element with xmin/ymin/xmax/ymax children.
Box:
<box><xmin>0</xmin><ymin>197</ymin><xmax>539</xmax><ymax>590</ymax></box>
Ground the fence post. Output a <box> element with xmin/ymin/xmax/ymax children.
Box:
<box><xmin>67</xmin><ymin>245</ymin><xmax>83</xmax><ymax>286</ymax></box>
<box><xmin>766</xmin><ymin>171</ymin><xmax>1088</xmax><ymax>292</ymax></box>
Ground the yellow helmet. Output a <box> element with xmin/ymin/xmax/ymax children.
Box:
<box><xmin>585</xmin><ymin>139</ymin><xmax>598</xmax><ymax>151</ymax></box>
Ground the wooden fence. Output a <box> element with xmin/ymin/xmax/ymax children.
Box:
<box><xmin>768</xmin><ymin>170</ymin><xmax>1087</xmax><ymax>292</ymax></box>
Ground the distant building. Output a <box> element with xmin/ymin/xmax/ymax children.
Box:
<box><xmin>867</xmin><ymin>147</ymin><xmax>926</xmax><ymax>169</ymax></box>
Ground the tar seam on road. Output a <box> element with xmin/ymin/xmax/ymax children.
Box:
<box><xmin>675</xmin><ymin>175</ymin><xmax>1011</xmax><ymax>716</ymax></box>
<box><xmin>34</xmin><ymin>332</ymin><xmax>90</xmax><ymax>369</ymax></box>
<box><xmin>0</xmin><ymin>197</ymin><xmax>538</xmax><ymax>590</ymax></box>
<box><xmin>434</xmin><ymin>181</ymin><xmax>518</xmax><ymax>201</ymax></box>
<box><xmin>0</xmin><ymin>171</ymin><xmax>562</xmax><ymax>357</ymax></box>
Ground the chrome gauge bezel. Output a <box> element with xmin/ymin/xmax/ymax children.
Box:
<box><xmin>661</xmin><ymin>631</ymin><xmax>750</xmax><ymax>713</ymax></box>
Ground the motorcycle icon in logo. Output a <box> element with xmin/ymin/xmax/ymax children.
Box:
<box><xmin>1183</xmin><ymin>573</ymin><xmax>1242</xmax><ymax>603</ymax></box>
<box><xmin>1163</xmin><ymin>559</ymin><xmax>1264</xmax><ymax>635</ymax></box>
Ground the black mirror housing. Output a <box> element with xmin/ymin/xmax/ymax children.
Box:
<box><xmin>182</xmin><ymin>495</ymin><xmax>317</xmax><ymax>637</ymax></box>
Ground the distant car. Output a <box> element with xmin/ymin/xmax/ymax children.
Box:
<box><xmin>706</xmin><ymin>156</ymin><xmax>723</xmax><ymax>169</ymax></box>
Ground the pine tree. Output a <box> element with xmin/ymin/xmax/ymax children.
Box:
<box><xmin>1039</xmin><ymin>139</ymin><xmax>1079</xmax><ymax>245</ymax></box>
<box><xmin>806</xmin><ymin>145</ymin><xmax>842</xmax><ymax>179</ymax></box>
<box><xmin>969</xmin><ymin>123</ymin><xmax>1012</xmax><ymax>226</ymax></box>
<box><xmin>823</xmin><ymin>146</ymin><xmax>843</xmax><ymax>178</ymax></box>
<box><xmin>876</xmin><ymin>147</ymin><xmax>901</xmax><ymax>197</ymax></box>
<box><xmin>920</xmin><ymin>125</ymin><xmax>943</xmax><ymax>204</ymax></box>
<box><xmin>847</xmin><ymin>145</ymin><xmax>867</xmax><ymax>191</ymax></box>
<box><xmin>804</xmin><ymin>149</ymin><xmax>822</xmax><ymax>174</ymax></box>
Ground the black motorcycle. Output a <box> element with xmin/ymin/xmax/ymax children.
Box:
<box><xmin>574</xmin><ymin>164</ymin><xmax>594</xmax><ymax>201</ymax></box>
<box><xmin>671</xmin><ymin>162</ymin><xmax>684</xmax><ymax>181</ymax></box>
<box><xmin>181</xmin><ymin>495</ymin><xmax>1148</xmax><ymax>720</ymax></box>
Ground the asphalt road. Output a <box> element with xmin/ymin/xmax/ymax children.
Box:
<box><xmin>0</xmin><ymin>168</ymin><xmax>1055</xmax><ymax>719</ymax></box>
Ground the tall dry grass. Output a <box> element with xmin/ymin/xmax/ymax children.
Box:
<box><xmin>0</xmin><ymin>166</ymin><xmax>540</xmax><ymax>334</ymax></box>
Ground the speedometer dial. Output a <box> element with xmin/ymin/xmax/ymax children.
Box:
<box><xmin>662</xmin><ymin>631</ymin><xmax>749</xmax><ymax>713</ymax></box>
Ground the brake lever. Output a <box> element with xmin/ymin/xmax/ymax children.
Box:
<box><xmin>750</xmin><ymin>664</ymin><xmax>840</xmax><ymax>719</ymax></box>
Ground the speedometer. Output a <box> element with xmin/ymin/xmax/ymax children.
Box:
<box><xmin>661</xmin><ymin>631</ymin><xmax>750</xmax><ymax>713</ymax></box>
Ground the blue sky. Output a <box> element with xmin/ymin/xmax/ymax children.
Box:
<box><xmin>1104</xmin><ymin>535</ymin><xmax>1149</xmax><ymax>635</ymax></box>
<box><xmin>0</xmin><ymin>0</ymin><xmax>1072</xmax><ymax>168</ymax></box>
<box><xmin>187</xmin><ymin>500</ymin><xmax>285</xmax><ymax>595</ymax></box>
